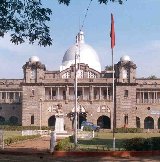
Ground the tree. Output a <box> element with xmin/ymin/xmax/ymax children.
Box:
<box><xmin>147</xmin><ymin>75</ymin><xmax>157</xmax><ymax>79</ymax></box>
<box><xmin>0</xmin><ymin>0</ymin><xmax>126</xmax><ymax>46</ymax></box>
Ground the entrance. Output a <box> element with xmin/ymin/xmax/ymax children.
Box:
<box><xmin>144</xmin><ymin>116</ymin><xmax>154</xmax><ymax>129</ymax></box>
<box><xmin>97</xmin><ymin>115</ymin><xmax>111</xmax><ymax>129</ymax></box>
<box><xmin>48</xmin><ymin>115</ymin><xmax>56</xmax><ymax>127</ymax></box>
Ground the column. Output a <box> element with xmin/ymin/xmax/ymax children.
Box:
<box><xmin>66</xmin><ymin>85</ymin><xmax>69</xmax><ymax>100</ymax></box>
<box><xmin>140</xmin><ymin>91</ymin><xmax>142</xmax><ymax>103</ymax></box>
<box><xmin>13</xmin><ymin>92</ymin><xmax>15</xmax><ymax>100</ymax></box>
<box><xmin>107</xmin><ymin>87</ymin><xmax>109</xmax><ymax>100</ymax></box>
<box><xmin>82</xmin><ymin>87</ymin><xmax>84</xmax><ymax>100</ymax></box>
<box><xmin>148</xmin><ymin>91</ymin><xmax>150</xmax><ymax>103</ymax></box>
<box><xmin>57</xmin><ymin>87</ymin><xmax>60</xmax><ymax>100</ymax></box>
<box><xmin>89</xmin><ymin>85</ymin><xmax>93</xmax><ymax>101</ymax></box>
<box><xmin>51</xmin><ymin>87</ymin><xmax>52</xmax><ymax>100</ymax></box>
<box><xmin>99</xmin><ymin>87</ymin><xmax>101</xmax><ymax>100</ymax></box>
<box><xmin>154</xmin><ymin>91</ymin><xmax>156</xmax><ymax>103</ymax></box>
<box><xmin>142</xmin><ymin>92</ymin><xmax>144</xmax><ymax>103</ymax></box>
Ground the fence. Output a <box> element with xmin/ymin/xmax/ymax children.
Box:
<box><xmin>22</xmin><ymin>130</ymin><xmax>51</xmax><ymax>136</ymax></box>
<box><xmin>0</xmin><ymin>130</ymin><xmax>4</xmax><ymax>149</ymax></box>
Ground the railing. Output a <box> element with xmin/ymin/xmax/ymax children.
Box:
<box><xmin>22</xmin><ymin>130</ymin><xmax>51</xmax><ymax>136</ymax></box>
<box><xmin>0</xmin><ymin>98</ymin><xmax>21</xmax><ymax>103</ymax></box>
<box><xmin>136</xmin><ymin>99</ymin><xmax>160</xmax><ymax>104</ymax></box>
<box><xmin>45</xmin><ymin>95</ymin><xmax>113</xmax><ymax>101</ymax></box>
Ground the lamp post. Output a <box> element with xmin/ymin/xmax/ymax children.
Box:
<box><xmin>39</xmin><ymin>98</ymin><xmax>42</xmax><ymax>130</ymax></box>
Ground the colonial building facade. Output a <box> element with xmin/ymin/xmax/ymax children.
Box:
<box><xmin>0</xmin><ymin>31</ymin><xmax>160</xmax><ymax>130</ymax></box>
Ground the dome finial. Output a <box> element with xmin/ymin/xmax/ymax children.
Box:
<box><xmin>76</xmin><ymin>31</ymin><xmax>85</xmax><ymax>44</ymax></box>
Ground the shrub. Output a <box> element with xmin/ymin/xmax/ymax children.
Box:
<box><xmin>150</xmin><ymin>137</ymin><xmax>160</xmax><ymax>150</ymax></box>
<box><xmin>54</xmin><ymin>137</ymin><xmax>71</xmax><ymax>151</ymax></box>
<box><xmin>83</xmin><ymin>126</ymin><xmax>93</xmax><ymax>132</ymax></box>
<box><xmin>114</xmin><ymin>128</ymin><xmax>143</xmax><ymax>133</ymax></box>
<box><xmin>123</xmin><ymin>138</ymin><xmax>147</xmax><ymax>151</ymax></box>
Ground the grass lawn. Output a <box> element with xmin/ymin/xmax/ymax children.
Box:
<box><xmin>75</xmin><ymin>132</ymin><xmax>160</xmax><ymax>151</ymax></box>
<box><xmin>3</xmin><ymin>131</ymin><xmax>22</xmax><ymax>139</ymax></box>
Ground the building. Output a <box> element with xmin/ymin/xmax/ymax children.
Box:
<box><xmin>0</xmin><ymin>31</ymin><xmax>160</xmax><ymax>130</ymax></box>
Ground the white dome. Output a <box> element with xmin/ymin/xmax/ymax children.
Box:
<box><xmin>120</xmin><ymin>55</ymin><xmax>131</xmax><ymax>62</ymax></box>
<box><xmin>29</xmin><ymin>56</ymin><xmax>40</xmax><ymax>63</ymax></box>
<box><xmin>60</xmin><ymin>32</ymin><xmax>101</xmax><ymax>72</ymax></box>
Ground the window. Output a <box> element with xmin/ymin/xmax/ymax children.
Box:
<box><xmin>31</xmin><ymin>89</ymin><xmax>35</xmax><ymax>96</ymax></box>
<box><xmin>77</xmin><ymin>90</ymin><xmax>82</xmax><ymax>97</ymax></box>
<box><xmin>9</xmin><ymin>92</ymin><xmax>14</xmax><ymax>99</ymax></box>
<box><xmin>31</xmin><ymin>69</ymin><xmax>36</xmax><ymax>79</ymax></box>
<box><xmin>103</xmin><ymin>90</ymin><xmax>107</xmax><ymax>99</ymax></box>
<box><xmin>124</xmin><ymin>114</ymin><xmax>128</xmax><ymax>125</ymax></box>
<box><xmin>2</xmin><ymin>92</ymin><xmax>6</xmax><ymax>99</ymax></box>
<box><xmin>31</xmin><ymin>115</ymin><xmax>34</xmax><ymax>124</ymax></box>
<box><xmin>88</xmin><ymin>71</ymin><xmax>97</xmax><ymax>78</ymax></box>
<box><xmin>124</xmin><ymin>90</ymin><xmax>128</xmax><ymax>97</ymax></box>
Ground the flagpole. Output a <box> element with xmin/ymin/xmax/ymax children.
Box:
<box><xmin>112</xmin><ymin>48</ymin><xmax>115</xmax><ymax>151</ymax></box>
<box><xmin>74</xmin><ymin>51</ymin><xmax>78</xmax><ymax>147</ymax></box>
<box><xmin>110</xmin><ymin>13</ymin><xmax>116</xmax><ymax>151</ymax></box>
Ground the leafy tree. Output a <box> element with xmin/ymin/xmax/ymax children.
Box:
<box><xmin>105</xmin><ymin>65</ymin><xmax>113</xmax><ymax>71</ymax></box>
<box><xmin>0</xmin><ymin>0</ymin><xmax>126</xmax><ymax>46</ymax></box>
<box><xmin>147</xmin><ymin>75</ymin><xmax>157</xmax><ymax>79</ymax></box>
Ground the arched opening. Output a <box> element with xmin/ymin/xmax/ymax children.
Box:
<box><xmin>136</xmin><ymin>117</ymin><xmax>141</xmax><ymax>128</ymax></box>
<box><xmin>78</xmin><ymin>113</ymin><xmax>87</xmax><ymax>129</ymax></box>
<box><xmin>97</xmin><ymin>115</ymin><xmax>111</xmax><ymax>129</ymax></box>
<box><xmin>0</xmin><ymin>116</ymin><xmax>5</xmax><ymax>125</ymax></box>
<box><xmin>158</xmin><ymin>117</ymin><xmax>160</xmax><ymax>129</ymax></box>
<box><xmin>9</xmin><ymin>116</ymin><xmax>18</xmax><ymax>125</ymax></box>
<box><xmin>48</xmin><ymin>115</ymin><xmax>56</xmax><ymax>127</ymax></box>
<box><xmin>144</xmin><ymin>116</ymin><xmax>154</xmax><ymax>129</ymax></box>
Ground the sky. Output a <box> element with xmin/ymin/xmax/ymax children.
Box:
<box><xmin>0</xmin><ymin>0</ymin><xmax>160</xmax><ymax>79</ymax></box>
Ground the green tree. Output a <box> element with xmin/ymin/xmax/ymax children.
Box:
<box><xmin>0</xmin><ymin>0</ymin><xmax>126</xmax><ymax>46</ymax></box>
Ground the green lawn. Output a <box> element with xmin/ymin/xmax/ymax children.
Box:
<box><xmin>3</xmin><ymin>131</ymin><xmax>22</xmax><ymax>139</ymax></box>
<box><xmin>75</xmin><ymin>132</ymin><xmax>160</xmax><ymax>151</ymax></box>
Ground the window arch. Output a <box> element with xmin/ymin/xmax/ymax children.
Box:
<box><xmin>9</xmin><ymin>116</ymin><xmax>18</xmax><ymax>125</ymax></box>
<box><xmin>0</xmin><ymin>116</ymin><xmax>5</xmax><ymax>124</ymax></box>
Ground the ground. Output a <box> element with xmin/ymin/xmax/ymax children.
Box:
<box><xmin>0</xmin><ymin>136</ymin><xmax>160</xmax><ymax>162</ymax></box>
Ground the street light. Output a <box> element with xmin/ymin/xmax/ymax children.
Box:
<box><xmin>39</xmin><ymin>98</ymin><xmax>42</xmax><ymax>130</ymax></box>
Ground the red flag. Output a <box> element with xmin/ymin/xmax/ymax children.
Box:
<box><xmin>110</xmin><ymin>13</ymin><xmax>115</xmax><ymax>49</ymax></box>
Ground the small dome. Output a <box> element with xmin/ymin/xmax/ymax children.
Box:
<box><xmin>29</xmin><ymin>56</ymin><xmax>40</xmax><ymax>63</ymax></box>
<box><xmin>60</xmin><ymin>31</ymin><xmax>101</xmax><ymax>72</ymax></box>
<box><xmin>120</xmin><ymin>55</ymin><xmax>131</xmax><ymax>62</ymax></box>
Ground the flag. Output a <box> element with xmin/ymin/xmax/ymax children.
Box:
<box><xmin>110</xmin><ymin>13</ymin><xmax>115</xmax><ymax>49</ymax></box>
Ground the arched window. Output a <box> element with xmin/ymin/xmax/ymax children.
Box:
<box><xmin>144</xmin><ymin>116</ymin><xmax>154</xmax><ymax>129</ymax></box>
<box><xmin>0</xmin><ymin>116</ymin><xmax>5</xmax><ymax>125</ymax></box>
<box><xmin>48</xmin><ymin>115</ymin><xmax>56</xmax><ymax>127</ymax></box>
<box><xmin>97</xmin><ymin>115</ymin><xmax>111</xmax><ymax>129</ymax></box>
<box><xmin>158</xmin><ymin>117</ymin><xmax>160</xmax><ymax>129</ymax></box>
<box><xmin>9</xmin><ymin>116</ymin><xmax>18</xmax><ymax>125</ymax></box>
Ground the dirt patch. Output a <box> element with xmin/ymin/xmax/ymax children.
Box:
<box><xmin>4</xmin><ymin>136</ymin><xmax>50</xmax><ymax>153</ymax></box>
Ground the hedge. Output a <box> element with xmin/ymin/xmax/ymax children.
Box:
<box><xmin>114</xmin><ymin>128</ymin><xmax>143</xmax><ymax>133</ymax></box>
<box><xmin>123</xmin><ymin>137</ymin><xmax>160</xmax><ymax>151</ymax></box>
<box><xmin>4</xmin><ymin>134</ymin><xmax>41</xmax><ymax>145</ymax></box>
<box><xmin>0</xmin><ymin>125</ymin><xmax>51</xmax><ymax>131</ymax></box>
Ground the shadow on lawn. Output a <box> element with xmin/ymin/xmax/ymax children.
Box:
<box><xmin>78</xmin><ymin>138</ymin><xmax>125</xmax><ymax>149</ymax></box>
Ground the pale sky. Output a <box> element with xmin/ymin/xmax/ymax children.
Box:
<box><xmin>0</xmin><ymin>0</ymin><xmax>160</xmax><ymax>79</ymax></box>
